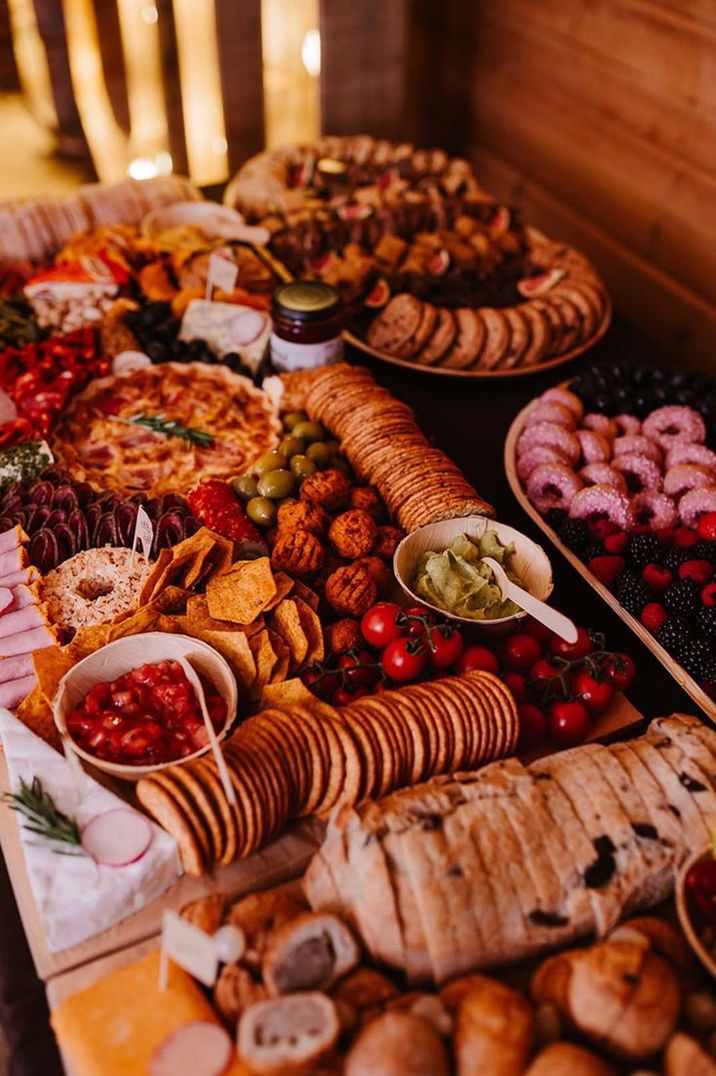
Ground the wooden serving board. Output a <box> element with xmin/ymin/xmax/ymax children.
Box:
<box><xmin>504</xmin><ymin>399</ymin><xmax>716</xmax><ymax>723</ymax></box>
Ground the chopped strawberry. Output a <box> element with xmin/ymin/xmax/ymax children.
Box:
<box><xmin>673</xmin><ymin>527</ymin><xmax>699</xmax><ymax>548</ymax></box>
<box><xmin>603</xmin><ymin>531</ymin><xmax>629</xmax><ymax>555</ymax></box>
<box><xmin>641</xmin><ymin>602</ymin><xmax>668</xmax><ymax>633</ymax></box>
<box><xmin>641</xmin><ymin>563</ymin><xmax>672</xmax><ymax>593</ymax></box>
<box><xmin>656</xmin><ymin>526</ymin><xmax>677</xmax><ymax>545</ymax></box>
<box><xmin>589</xmin><ymin>555</ymin><xmax>626</xmax><ymax>588</ymax></box>
<box><xmin>697</xmin><ymin>512</ymin><xmax>716</xmax><ymax>542</ymax></box>
<box><xmin>678</xmin><ymin>560</ymin><xmax>714</xmax><ymax>586</ymax></box>
<box><xmin>701</xmin><ymin>582</ymin><xmax>716</xmax><ymax>608</ymax></box>
<box><xmin>590</xmin><ymin>519</ymin><xmax>619</xmax><ymax>541</ymax></box>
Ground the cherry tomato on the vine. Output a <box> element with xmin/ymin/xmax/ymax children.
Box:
<box><xmin>518</xmin><ymin>703</ymin><xmax>548</xmax><ymax>748</ymax></box>
<box><xmin>549</xmin><ymin>700</ymin><xmax>592</xmax><ymax>745</ymax></box>
<box><xmin>333</xmin><ymin>685</ymin><xmax>370</xmax><ymax>706</ymax></box>
<box><xmin>527</xmin><ymin>658</ymin><xmax>563</xmax><ymax>697</ymax></box>
<box><xmin>600</xmin><ymin>653</ymin><xmax>636</xmax><ymax>692</ymax></box>
<box><xmin>404</xmin><ymin>606</ymin><xmax>436</xmax><ymax>639</ymax></box>
<box><xmin>456</xmin><ymin>646</ymin><xmax>499</xmax><ymax>676</ymax></box>
<box><xmin>381</xmin><ymin>637</ymin><xmax>428</xmax><ymax>683</ymax></box>
<box><xmin>501</xmin><ymin>632</ymin><xmax>542</xmax><ymax>674</ymax></box>
<box><xmin>570</xmin><ymin>669</ymin><xmax>614</xmax><ymax>716</ymax></box>
<box><xmin>522</xmin><ymin>616</ymin><xmax>553</xmax><ymax>645</ymax></box>
<box><xmin>360</xmin><ymin>602</ymin><xmax>406</xmax><ymax>649</ymax></box>
<box><xmin>502</xmin><ymin>671</ymin><xmax>527</xmax><ymax>703</ymax></box>
<box><xmin>338</xmin><ymin>649</ymin><xmax>379</xmax><ymax>688</ymax></box>
<box><xmin>548</xmin><ymin>626</ymin><xmax>593</xmax><ymax>661</ymax></box>
<box><xmin>426</xmin><ymin>625</ymin><xmax>464</xmax><ymax>670</ymax></box>
<box><xmin>302</xmin><ymin>666</ymin><xmax>340</xmax><ymax>700</ymax></box>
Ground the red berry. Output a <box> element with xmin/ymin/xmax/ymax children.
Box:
<box><xmin>588</xmin><ymin>555</ymin><xmax>626</xmax><ymax>587</ymax></box>
<box><xmin>679</xmin><ymin>560</ymin><xmax>714</xmax><ymax>586</ymax></box>
<box><xmin>702</xmin><ymin>582</ymin><xmax>716</xmax><ymax>608</ymax></box>
<box><xmin>685</xmin><ymin>859</ymin><xmax>716</xmax><ymax>926</ymax></box>
<box><xmin>641</xmin><ymin>602</ymin><xmax>668</xmax><ymax>633</ymax></box>
<box><xmin>673</xmin><ymin>527</ymin><xmax>699</xmax><ymax>548</ymax></box>
<box><xmin>641</xmin><ymin>563</ymin><xmax>672</xmax><ymax>593</ymax></box>
<box><xmin>656</xmin><ymin>526</ymin><xmax>677</xmax><ymax>545</ymax></box>
<box><xmin>697</xmin><ymin>512</ymin><xmax>716</xmax><ymax>541</ymax></box>
<box><xmin>502</xmin><ymin>671</ymin><xmax>527</xmax><ymax>702</ymax></box>
<box><xmin>603</xmin><ymin>531</ymin><xmax>629</xmax><ymax>555</ymax></box>
<box><xmin>590</xmin><ymin>519</ymin><xmax>619</xmax><ymax>541</ymax></box>
<box><xmin>518</xmin><ymin>703</ymin><xmax>548</xmax><ymax>748</ymax></box>
<box><xmin>501</xmin><ymin>632</ymin><xmax>542</xmax><ymax>673</ymax></box>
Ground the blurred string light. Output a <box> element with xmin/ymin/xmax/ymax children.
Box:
<box><xmin>301</xmin><ymin>28</ymin><xmax>321</xmax><ymax>78</ymax></box>
<box><xmin>116</xmin><ymin>0</ymin><xmax>169</xmax><ymax>174</ymax></box>
<box><xmin>172</xmin><ymin>0</ymin><xmax>228</xmax><ymax>184</ymax></box>
<box><xmin>6</xmin><ymin>0</ymin><xmax>57</xmax><ymax>131</ymax></box>
<box><xmin>127</xmin><ymin>157</ymin><xmax>157</xmax><ymax>180</ymax></box>
<box><xmin>261</xmin><ymin>0</ymin><xmax>320</xmax><ymax>147</ymax></box>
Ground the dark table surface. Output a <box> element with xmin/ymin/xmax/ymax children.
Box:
<box><xmin>0</xmin><ymin>314</ymin><xmax>697</xmax><ymax>1075</ymax></box>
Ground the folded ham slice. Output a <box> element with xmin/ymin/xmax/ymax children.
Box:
<box><xmin>0</xmin><ymin>675</ymin><xmax>37</xmax><ymax>709</ymax></box>
<box><xmin>0</xmin><ymin>589</ymin><xmax>12</xmax><ymax>614</ymax></box>
<box><xmin>0</xmin><ymin>525</ymin><xmax>27</xmax><ymax>555</ymax></box>
<box><xmin>0</xmin><ymin>567</ymin><xmax>40</xmax><ymax>588</ymax></box>
<box><xmin>8</xmin><ymin>585</ymin><xmax>39</xmax><ymax>611</ymax></box>
<box><xmin>0</xmin><ymin>545</ymin><xmax>27</xmax><ymax>579</ymax></box>
<box><xmin>0</xmin><ymin>653</ymin><xmax>34</xmax><ymax>684</ymax></box>
<box><xmin>0</xmin><ymin>605</ymin><xmax>46</xmax><ymax>639</ymax></box>
<box><xmin>0</xmin><ymin>625</ymin><xmax>55</xmax><ymax>658</ymax></box>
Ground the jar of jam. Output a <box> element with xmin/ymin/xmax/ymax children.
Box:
<box><xmin>270</xmin><ymin>281</ymin><xmax>343</xmax><ymax>372</ymax></box>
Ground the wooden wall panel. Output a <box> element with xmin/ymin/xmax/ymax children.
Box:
<box><xmin>214</xmin><ymin>0</ymin><xmax>263</xmax><ymax>172</ymax></box>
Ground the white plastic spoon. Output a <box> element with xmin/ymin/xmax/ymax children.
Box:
<box><xmin>481</xmin><ymin>556</ymin><xmax>578</xmax><ymax>643</ymax></box>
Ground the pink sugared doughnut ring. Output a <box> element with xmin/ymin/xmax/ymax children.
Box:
<box><xmin>517</xmin><ymin>422</ymin><xmax>581</xmax><ymax>465</ymax></box>
<box><xmin>516</xmin><ymin>444</ymin><xmax>570</xmax><ymax>483</ymax></box>
<box><xmin>523</xmin><ymin>401</ymin><xmax>576</xmax><ymax>430</ymax></box>
<box><xmin>527</xmin><ymin>463</ymin><xmax>583</xmax><ymax>514</ymax></box>
<box><xmin>631</xmin><ymin>491</ymin><xmax>678</xmax><ymax>530</ymax></box>
<box><xmin>568</xmin><ymin>485</ymin><xmax>633</xmax><ymax>531</ymax></box>
<box><xmin>613</xmin><ymin>414</ymin><xmax>641</xmax><ymax>437</ymax></box>
<box><xmin>582</xmin><ymin>413</ymin><xmax>617</xmax><ymax>440</ymax></box>
<box><xmin>612</xmin><ymin>453</ymin><xmax>663</xmax><ymax>493</ymax></box>
<box><xmin>613</xmin><ymin>435</ymin><xmax>662</xmax><ymax>464</ymax></box>
<box><xmin>665</xmin><ymin>442</ymin><xmax>716</xmax><ymax>472</ymax></box>
<box><xmin>576</xmin><ymin>429</ymin><xmax>612</xmax><ymax>464</ymax></box>
<box><xmin>663</xmin><ymin>464</ymin><xmax>713</xmax><ymax>500</ymax></box>
<box><xmin>678</xmin><ymin>485</ymin><xmax>716</xmax><ymax>528</ymax></box>
<box><xmin>542</xmin><ymin>387</ymin><xmax>584</xmax><ymax>420</ymax></box>
<box><xmin>579</xmin><ymin>463</ymin><xmax>627</xmax><ymax>493</ymax></box>
<box><xmin>642</xmin><ymin>405</ymin><xmax>706</xmax><ymax>450</ymax></box>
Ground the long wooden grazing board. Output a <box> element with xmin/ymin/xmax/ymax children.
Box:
<box><xmin>504</xmin><ymin>400</ymin><xmax>716</xmax><ymax>723</ymax></box>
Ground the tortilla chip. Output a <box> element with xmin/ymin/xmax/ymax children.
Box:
<box><xmin>108</xmin><ymin>606</ymin><xmax>161</xmax><ymax>641</ymax></box>
<box><xmin>68</xmin><ymin>624</ymin><xmax>112</xmax><ymax>659</ymax></box>
<box><xmin>270</xmin><ymin>599</ymin><xmax>308</xmax><ymax>672</ymax></box>
<box><xmin>186</xmin><ymin>594</ymin><xmax>258</xmax><ymax>635</ymax></box>
<box><xmin>138</xmin><ymin>548</ymin><xmax>174</xmax><ymax>606</ymax></box>
<box><xmin>260</xmin><ymin>678</ymin><xmax>317</xmax><ymax>708</ymax></box>
<box><xmin>267</xmin><ymin>628</ymin><xmax>290</xmax><ymax>684</ymax></box>
<box><xmin>206</xmin><ymin>558</ymin><xmax>276</xmax><ymax>624</ymax></box>
<box><xmin>184</xmin><ymin>532</ymin><xmax>233</xmax><ymax>588</ymax></box>
<box><xmin>195</xmin><ymin>629</ymin><xmax>256</xmax><ymax>693</ymax></box>
<box><xmin>16</xmin><ymin>687</ymin><xmax>60</xmax><ymax>749</ymax></box>
<box><xmin>263</xmin><ymin>571</ymin><xmax>294</xmax><ymax>611</ymax></box>
<box><xmin>293</xmin><ymin>597</ymin><xmax>324</xmax><ymax>666</ymax></box>
<box><xmin>248</xmin><ymin>629</ymin><xmax>277</xmax><ymax>698</ymax></box>
<box><xmin>151</xmin><ymin>585</ymin><xmax>193</xmax><ymax>615</ymax></box>
<box><xmin>32</xmin><ymin>645</ymin><xmax>75</xmax><ymax>705</ymax></box>
<box><xmin>290</xmin><ymin>579</ymin><xmax>320</xmax><ymax>612</ymax></box>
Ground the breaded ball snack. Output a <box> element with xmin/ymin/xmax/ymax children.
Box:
<box><xmin>271</xmin><ymin>529</ymin><xmax>325</xmax><ymax>577</ymax></box>
<box><xmin>328</xmin><ymin>509</ymin><xmax>377</xmax><ymax>559</ymax></box>
<box><xmin>300</xmin><ymin>468</ymin><xmax>352</xmax><ymax>512</ymax></box>
<box><xmin>353</xmin><ymin>555</ymin><xmax>391</xmax><ymax>592</ymax></box>
<box><xmin>325</xmin><ymin>618</ymin><xmax>363</xmax><ymax>655</ymax></box>
<box><xmin>373</xmin><ymin>525</ymin><xmax>404</xmax><ymax>560</ymax></box>
<box><xmin>276</xmin><ymin>499</ymin><xmax>329</xmax><ymax>536</ymax></box>
<box><xmin>325</xmin><ymin>563</ymin><xmax>378</xmax><ymax>616</ymax></box>
<box><xmin>348</xmin><ymin>486</ymin><xmax>384</xmax><ymax>522</ymax></box>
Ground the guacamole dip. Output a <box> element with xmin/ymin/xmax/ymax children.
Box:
<box><xmin>413</xmin><ymin>531</ymin><xmax>524</xmax><ymax>620</ymax></box>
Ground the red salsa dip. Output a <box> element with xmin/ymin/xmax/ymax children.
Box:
<box><xmin>66</xmin><ymin>659</ymin><xmax>227</xmax><ymax>766</ymax></box>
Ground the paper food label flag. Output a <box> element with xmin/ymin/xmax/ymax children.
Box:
<box><xmin>205</xmin><ymin>253</ymin><xmax>238</xmax><ymax>300</ymax></box>
<box><xmin>131</xmin><ymin>505</ymin><xmax>154</xmax><ymax>560</ymax></box>
<box><xmin>160</xmin><ymin>909</ymin><xmax>218</xmax><ymax>988</ymax></box>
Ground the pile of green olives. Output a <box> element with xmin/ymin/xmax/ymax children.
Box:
<box><xmin>233</xmin><ymin>411</ymin><xmax>351</xmax><ymax>527</ymax></box>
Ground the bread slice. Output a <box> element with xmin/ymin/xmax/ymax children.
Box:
<box><xmin>608</xmin><ymin>742</ymin><xmax>686</xmax><ymax>861</ymax></box>
<box><xmin>475</xmin><ymin>308</ymin><xmax>510</xmax><ymax>369</ymax></box>
<box><xmin>415</xmin><ymin>308</ymin><xmax>457</xmax><ymax>366</ymax></box>
<box><xmin>399</xmin><ymin>301</ymin><xmax>439</xmax><ymax>359</ymax></box>
<box><xmin>343</xmin><ymin>807</ymin><xmax>405</xmax><ymax>971</ymax></box>
<box><xmin>381</xmin><ymin>828</ymin><xmax>434</xmax><ymax>983</ymax></box>
<box><xmin>442</xmin><ymin>806</ymin><xmax>500</xmax><ymax>964</ymax></box>
<box><xmin>644</xmin><ymin>726</ymin><xmax>716</xmax><ymax>833</ymax></box>
<box><xmin>498</xmin><ymin>308</ymin><xmax>532</xmax><ymax>369</ymax></box>
<box><xmin>397</xmin><ymin>824</ymin><xmax>461</xmax><ymax>983</ymax></box>
<box><xmin>440</xmin><ymin>309</ymin><xmax>485</xmax><ymax>369</ymax></box>
<box><xmin>630</xmin><ymin>739</ymin><xmax>710</xmax><ymax>851</ymax></box>
<box><xmin>366</xmin><ymin>294</ymin><xmax>423</xmax><ymax>355</ymax></box>
<box><xmin>238</xmin><ymin>992</ymin><xmax>339</xmax><ymax>1073</ymax></box>
<box><xmin>518</xmin><ymin>304</ymin><xmax>552</xmax><ymax>367</ymax></box>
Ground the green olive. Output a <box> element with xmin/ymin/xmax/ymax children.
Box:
<box><xmin>246</xmin><ymin>496</ymin><xmax>277</xmax><ymax>527</ymax></box>
<box><xmin>254</xmin><ymin>450</ymin><xmax>287</xmax><ymax>476</ymax></box>
<box><xmin>278</xmin><ymin>435</ymin><xmax>306</xmax><ymax>458</ymax></box>
<box><xmin>306</xmin><ymin>441</ymin><xmax>334</xmax><ymax>468</ymax></box>
<box><xmin>292</xmin><ymin>420</ymin><xmax>324</xmax><ymax>444</ymax></box>
<box><xmin>290</xmin><ymin>454</ymin><xmax>317</xmax><ymax>481</ymax></box>
<box><xmin>256</xmin><ymin>468</ymin><xmax>296</xmax><ymax>500</ymax></box>
<box><xmin>329</xmin><ymin>456</ymin><xmax>351</xmax><ymax>476</ymax></box>
<box><xmin>231</xmin><ymin>474</ymin><xmax>258</xmax><ymax>501</ymax></box>
<box><xmin>283</xmin><ymin>410</ymin><xmax>309</xmax><ymax>431</ymax></box>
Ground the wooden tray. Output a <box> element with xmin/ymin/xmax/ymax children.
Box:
<box><xmin>504</xmin><ymin>400</ymin><xmax>716</xmax><ymax>723</ymax></box>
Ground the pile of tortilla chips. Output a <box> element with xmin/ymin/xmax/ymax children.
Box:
<box><xmin>18</xmin><ymin>529</ymin><xmax>323</xmax><ymax>749</ymax></box>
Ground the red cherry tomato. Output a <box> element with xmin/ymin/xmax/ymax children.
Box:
<box><xmin>570</xmin><ymin>669</ymin><xmax>615</xmax><ymax>716</ymax></box>
<box><xmin>518</xmin><ymin>703</ymin><xmax>548</xmax><ymax>748</ymax></box>
<box><xmin>302</xmin><ymin>666</ymin><xmax>341</xmax><ymax>700</ymax></box>
<box><xmin>600</xmin><ymin>653</ymin><xmax>636</xmax><ymax>692</ymax></box>
<box><xmin>549</xmin><ymin>700</ymin><xmax>592</xmax><ymax>746</ymax></box>
<box><xmin>548</xmin><ymin>626</ymin><xmax>593</xmax><ymax>660</ymax></box>
<box><xmin>522</xmin><ymin>617</ymin><xmax>552</xmax><ymax>645</ymax></box>
<box><xmin>381</xmin><ymin>637</ymin><xmax>428</xmax><ymax>683</ymax></box>
<box><xmin>361</xmin><ymin>602</ymin><xmax>406</xmax><ymax>649</ymax></box>
<box><xmin>333</xmin><ymin>685</ymin><xmax>370</xmax><ymax>706</ymax></box>
<box><xmin>338</xmin><ymin>649</ymin><xmax>379</xmax><ymax>687</ymax></box>
<box><xmin>404</xmin><ymin>606</ymin><xmax>436</xmax><ymax>638</ymax></box>
<box><xmin>502</xmin><ymin>671</ymin><xmax>527</xmax><ymax>703</ymax></box>
<box><xmin>456</xmin><ymin>646</ymin><xmax>499</xmax><ymax>676</ymax></box>
<box><xmin>501</xmin><ymin>632</ymin><xmax>542</xmax><ymax>673</ymax></box>
<box><xmin>426</xmin><ymin>625</ymin><xmax>464</xmax><ymax>670</ymax></box>
<box><xmin>527</xmin><ymin>659</ymin><xmax>563</xmax><ymax>697</ymax></box>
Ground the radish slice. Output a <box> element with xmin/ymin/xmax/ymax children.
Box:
<box><xmin>81</xmin><ymin>809</ymin><xmax>152</xmax><ymax>867</ymax></box>
<box><xmin>149</xmin><ymin>1022</ymin><xmax>233</xmax><ymax>1076</ymax></box>
<box><xmin>228</xmin><ymin>310</ymin><xmax>268</xmax><ymax>347</ymax></box>
<box><xmin>0</xmin><ymin>391</ymin><xmax>17</xmax><ymax>424</ymax></box>
<box><xmin>0</xmin><ymin>589</ymin><xmax>13</xmax><ymax>614</ymax></box>
<box><xmin>112</xmin><ymin>350</ymin><xmax>152</xmax><ymax>376</ymax></box>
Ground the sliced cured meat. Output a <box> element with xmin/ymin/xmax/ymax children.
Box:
<box><xmin>0</xmin><ymin>545</ymin><xmax>27</xmax><ymax>580</ymax></box>
<box><xmin>499</xmin><ymin>308</ymin><xmax>532</xmax><ymax>369</ymax></box>
<box><xmin>0</xmin><ymin>624</ymin><xmax>54</xmax><ymax>657</ymax></box>
<box><xmin>0</xmin><ymin>589</ymin><xmax>12</xmax><ymax>614</ymax></box>
<box><xmin>475</xmin><ymin>308</ymin><xmax>510</xmax><ymax>370</ymax></box>
<box><xmin>0</xmin><ymin>604</ymin><xmax>46</xmax><ymax>639</ymax></box>
<box><xmin>8</xmin><ymin>584</ymin><xmax>39</xmax><ymax>611</ymax></box>
<box><xmin>415</xmin><ymin>308</ymin><xmax>456</xmax><ymax>366</ymax></box>
<box><xmin>440</xmin><ymin>308</ymin><xmax>485</xmax><ymax>369</ymax></box>
<box><xmin>0</xmin><ymin>525</ymin><xmax>26</xmax><ymax>555</ymax></box>
<box><xmin>149</xmin><ymin>1022</ymin><xmax>233</xmax><ymax>1076</ymax></box>
<box><xmin>0</xmin><ymin>653</ymin><xmax>34</xmax><ymax>684</ymax></box>
<box><xmin>0</xmin><ymin>674</ymin><xmax>36</xmax><ymax>710</ymax></box>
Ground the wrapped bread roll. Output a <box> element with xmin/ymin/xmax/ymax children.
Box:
<box><xmin>453</xmin><ymin>975</ymin><xmax>534</xmax><ymax>1076</ymax></box>
<box><xmin>525</xmin><ymin>1042</ymin><xmax>616</xmax><ymax>1076</ymax></box>
<box><xmin>344</xmin><ymin>1011</ymin><xmax>449</xmax><ymax>1076</ymax></box>
<box><xmin>263</xmin><ymin>912</ymin><xmax>360</xmax><ymax>995</ymax></box>
<box><xmin>237</xmin><ymin>992</ymin><xmax>339</xmax><ymax>1074</ymax></box>
<box><xmin>664</xmin><ymin>1032</ymin><xmax>716</xmax><ymax>1076</ymax></box>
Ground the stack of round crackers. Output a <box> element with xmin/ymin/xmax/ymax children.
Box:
<box><xmin>305</xmin><ymin>364</ymin><xmax>494</xmax><ymax>531</ymax></box>
<box><xmin>137</xmin><ymin>670</ymin><xmax>518</xmax><ymax>876</ymax></box>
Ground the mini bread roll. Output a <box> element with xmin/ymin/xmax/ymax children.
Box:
<box><xmin>180</xmin><ymin>893</ymin><xmax>227</xmax><ymax>935</ymax></box>
<box><xmin>454</xmin><ymin>975</ymin><xmax>534</xmax><ymax>1076</ymax></box>
<box><xmin>664</xmin><ymin>1032</ymin><xmax>716</xmax><ymax>1076</ymax></box>
<box><xmin>213</xmin><ymin>963</ymin><xmax>266</xmax><ymax>1025</ymax></box>
<box><xmin>237</xmin><ymin>992</ymin><xmax>338</xmax><ymax>1074</ymax></box>
<box><xmin>344</xmin><ymin>1011</ymin><xmax>449</xmax><ymax>1076</ymax></box>
<box><xmin>263</xmin><ymin>912</ymin><xmax>360</xmax><ymax>995</ymax></box>
<box><xmin>608</xmin><ymin>916</ymin><xmax>693</xmax><ymax>978</ymax></box>
<box><xmin>525</xmin><ymin>1041</ymin><xmax>617</xmax><ymax>1076</ymax></box>
<box><xmin>227</xmin><ymin>889</ymin><xmax>307</xmax><ymax>970</ymax></box>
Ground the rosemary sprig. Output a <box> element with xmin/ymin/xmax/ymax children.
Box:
<box><xmin>3</xmin><ymin>777</ymin><xmax>84</xmax><ymax>855</ymax></box>
<box><xmin>114</xmin><ymin>412</ymin><xmax>214</xmax><ymax>448</ymax></box>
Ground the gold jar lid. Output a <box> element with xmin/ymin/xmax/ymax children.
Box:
<box><xmin>272</xmin><ymin>281</ymin><xmax>341</xmax><ymax>322</ymax></box>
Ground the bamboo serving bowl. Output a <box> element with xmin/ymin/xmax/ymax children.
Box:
<box><xmin>676</xmin><ymin>845</ymin><xmax>716</xmax><ymax>980</ymax></box>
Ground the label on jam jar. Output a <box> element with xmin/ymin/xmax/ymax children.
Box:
<box><xmin>269</xmin><ymin>332</ymin><xmax>344</xmax><ymax>372</ymax></box>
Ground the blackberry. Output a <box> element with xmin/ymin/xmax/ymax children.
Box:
<box><xmin>628</xmin><ymin>532</ymin><xmax>663</xmax><ymax>569</ymax></box>
<box><xmin>663</xmin><ymin>578</ymin><xmax>699</xmax><ymax>617</ymax></box>
<box><xmin>655</xmin><ymin>616</ymin><xmax>693</xmax><ymax>657</ymax></box>
<box><xmin>545</xmin><ymin>508</ymin><xmax>568</xmax><ymax>531</ymax></box>
<box><xmin>692</xmin><ymin>539</ymin><xmax>716</xmax><ymax>562</ymax></box>
<box><xmin>615</xmin><ymin>571</ymin><xmax>650</xmax><ymax>616</ymax></box>
<box><xmin>558</xmin><ymin>518</ymin><xmax>591</xmax><ymax>555</ymax></box>
<box><xmin>679</xmin><ymin>637</ymin><xmax>712</xmax><ymax>679</ymax></box>
<box><xmin>663</xmin><ymin>546</ymin><xmax>691</xmax><ymax>572</ymax></box>
<box><xmin>584</xmin><ymin>542</ymin><xmax>605</xmax><ymax>564</ymax></box>
<box><xmin>695</xmin><ymin>606</ymin><xmax>716</xmax><ymax>640</ymax></box>
<box><xmin>702</xmin><ymin>656</ymin><xmax>716</xmax><ymax>685</ymax></box>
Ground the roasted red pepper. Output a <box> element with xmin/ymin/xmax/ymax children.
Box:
<box><xmin>188</xmin><ymin>479</ymin><xmax>265</xmax><ymax>550</ymax></box>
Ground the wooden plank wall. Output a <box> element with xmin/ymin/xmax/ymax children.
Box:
<box><xmin>442</xmin><ymin>0</ymin><xmax>716</xmax><ymax>372</ymax></box>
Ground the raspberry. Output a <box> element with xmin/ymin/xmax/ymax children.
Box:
<box><xmin>588</xmin><ymin>555</ymin><xmax>626</xmax><ymax>588</ymax></box>
<box><xmin>673</xmin><ymin>527</ymin><xmax>699</xmax><ymax>548</ymax></box>
<box><xmin>641</xmin><ymin>564</ymin><xmax>672</xmax><ymax>593</ymax></box>
<box><xmin>702</xmin><ymin>582</ymin><xmax>716</xmax><ymax>608</ymax></box>
<box><xmin>678</xmin><ymin>560</ymin><xmax>714</xmax><ymax>586</ymax></box>
<box><xmin>697</xmin><ymin>512</ymin><xmax>716</xmax><ymax>541</ymax></box>
<box><xmin>603</xmin><ymin>531</ymin><xmax>629</xmax><ymax>555</ymax></box>
<box><xmin>641</xmin><ymin>602</ymin><xmax>668</xmax><ymax>633</ymax></box>
<box><xmin>656</xmin><ymin>527</ymin><xmax>677</xmax><ymax>545</ymax></box>
<box><xmin>590</xmin><ymin>519</ymin><xmax>619</xmax><ymax>541</ymax></box>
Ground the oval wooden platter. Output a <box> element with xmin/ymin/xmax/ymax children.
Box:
<box><xmin>504</xmin><ymin>397</ymin><xmax>716</xmax><ymax>722</ymax></box>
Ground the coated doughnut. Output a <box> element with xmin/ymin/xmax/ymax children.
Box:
<box><xmin>678</xmin><ymin>485</ymin><xmax>716</xmax><ymax>528</ymax></box>
<box><xmin>582</xmin><ymin>413</ymin><xmax>617</xmax><ymax>440</ymax></box>
<box><xmin>631</xmin><ymin>491</ymin><xmax>678</xmax><ymax>530</ymax></box>
<box><xmin>613</xmin><ymin>414</ymin><xmax>641</xmax><ymax>437</ymax></box>
<box><xmin>542</xmin><ymin>387</ymin><xmax>584</xmax><ymax>419</ymax></box>
<box><xmin>523</xmin><ymin>401</ymin><xmax>576</xmax><ymax>430</ymax></box>
<box><xmin>568</xmin><ymin>485</ymin><xmax>633</xmax><ymax>530</ymax></box>
<box><xmin>526</xmin><ymin>463</ymin><xmax>583</xmax><ymax>514</ymax></box>
<box><xmin>665</xmin><ymin>442</ymin><xmax>716</xmax><ymax>472</ymax></box>
<box><xmin>642</xmin><ymin>405</ymin><xmax>706</xmax><ymax>450</ymax></box>
<box><xmin>516</xmin><ymin>444</ymin><xmax>570</xmax><ymax>483</ymax></box>
<box><xmin>516</xmin><ymin>422</ymin><xmax>581</xmax><ymax>465</ymax></box>
<box><xmin>612</xmin><ymin>453</ymin><xmax>663</xmax><ymax>493</ymax></box>
<box><xmin>576</xmin><ymin>429</ymin><xmax>612</xmax><ymax>464</ymax></box>
<box><xmin>663</xmin><ymin>464</ymin><xmax>713</xmax><ymax>500</ymax></box>
<box><xmin>579</xmin><ymin>463</ymin><xmax>627</xmax><ymax>493</ymax></box>
<box><xmin>613</xmin><ymin>435</ymin><xmax>662</xmax><ymax>464</ymax></box>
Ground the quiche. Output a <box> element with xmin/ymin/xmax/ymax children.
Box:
<box><xmin>52</xmin><ymin>362</ymin><xmax>281</xmax><ymax>496</ymax></box>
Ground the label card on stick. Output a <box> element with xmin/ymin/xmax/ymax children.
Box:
<box><xmin>205</xmin><ymin>254</ymin><xmax>238</xmax><ymax>300</ymax></box>
<box><xmin>131</xmin><ymin>505</ymin><xmax>154</xmax><ymax>563</ymax></box>
<box><xmin>159</xmin><ymin>909</ymin><xmax>218</xmax><ymax>990</ymax></box>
